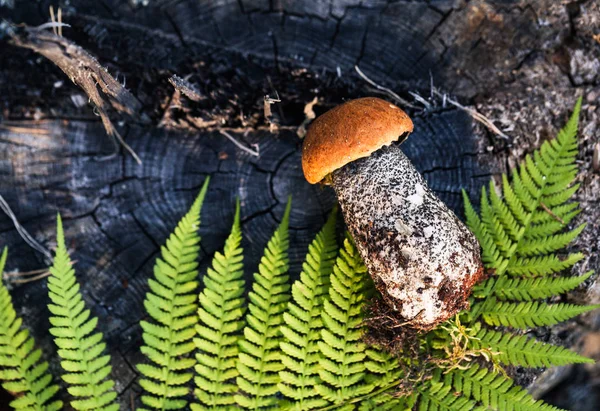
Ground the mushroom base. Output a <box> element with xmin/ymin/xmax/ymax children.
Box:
<box><xmin>332</xmin><ymin>144</ymin><xmax>483</xmax><ymax>330</ymax></box>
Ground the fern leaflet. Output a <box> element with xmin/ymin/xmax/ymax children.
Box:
<box><xmin>416</xmin><ymin>374</ymin><xmax>477</xmax><ymax>411</ymax></box>
<box><xmin>235</xmin><ymin>199</ymin><xmax>292</xmax><ymax>409</ymax></box>
<box><xmin>48</xmin><ymin>215</ymin><xmax>118</xmax><ymax>411</ymax></box>
<box><xmin>358</xmin><ymin>392</ymin><xmax>416</xmax><ymax>411</ymax></box>
<box><xmin>192</xmin><ymin>199</ymin><xmax>245</xmax><ymax>410</ymax></box>
<box><xmin>0</xmin><ymin>248</ymin><xmax>62</xmax><ymax>411</ymax></box>
<box><xmin>356</xmin><ymin>348</ymin><xmax>406</xmax><ymax>411</ymax></box>
<box><xmin>478</xmin><ymin>299</ymin><xmax>600</xmax><ymax>329</ymax></box>
<box><xmin>138</xmin><ymin>178</ymin><xmax>210</xmax><ymax>410</ymax></box>
<box><xmin>472</xmin><ymin>328</ymin><xmax>593</xmax><ymax>368</ymax></box>
<box><xmin>475</xmin><ymin>271</ymin><xmax>594</xmax><ymax>301</ymax></box>
<box><xmin>364</xmin><ymin>348</ymin><xmax>402</xmax><ymax>392</ymax></box>
<box><xmin>444</xmin><ymin>363</ymin><xmax>559</xmax><ymax>410</ymax></box>
<box><xmin>315</xmin><ymin>236</ymin><xmax>371</xmax><ymax>409</ymax></box>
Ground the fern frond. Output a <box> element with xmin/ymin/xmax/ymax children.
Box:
<box><xmin>192</xmin><ymin>199</ymin><xmax>245</xmax><ymax>410</ymax></box>
<box><xmin>477</xmin><ymin>271</ymin><xmax>594</xmax><ymax>301</ymax></box>
<box><xmin>354</xmin><ymin>347</ymin><xmax>406</xmax><ymax>410</ymax></box>
<box><xmin>478</xmin><ymin>299</ymin><xmax>600</xmax><ymax>329</ymax></box>
<box><xmin>278</xmin><ymin>208</ymin><xmax>339</xmax><ymax>410</ymax></box>
<box><xmin>463</xmin><ymin>98</ymin><xmax>583</xmax><ymax>282</ymax></box>
<box><xmin>235</xmin><ymin>199</ymin><xmax>292</xmax><ymax>409</ymax></box>
<box><xmin>444</xmin><ymin>363</ymin><xmax>560</xmax><ymax>410</ymax></box>
<box><xmin>416</xmin><ymin>374</ymin><xmax>477</xmax><ymax>411</ymax></box>
<box><xmin>462</xmin><ymin>191</ymin><xmax>509</xmax><ymax>273</ymax></box>
<box><xmin>516</xmin><ymin>224</ymin><xmax>585</xmax><ymax>257</ymax></box>
<box><xmin>315</xmin><ymin>236</ymin><xmax>371</xmax><ymax>408</ymax></box>
<box><xmin>480</xmin><ymin>186</ymin><xmax>517</xmax><ymax>258</ymax></box>
<box><xmin>0</xmin><ymin>248</ymin><xmax>62</xmax><ymax>411</ymax></box>
<box><xmin>364</xmin><ymin>348</ymin><xmax>402</xmax><ymax>391</ymax></box>
<box><xmin>138</xmin><ymin>178</ymin><xmax>210</xmax><ymax>410</ymax></box>
<box><xmin>473</xmin><ymin>328</ymin><xmax>593</xmax><ymax>367</ymax></box>
<box><xmin>48</xmin><ymin>216</ymin><xmax>118</xmax><ymax>411</ymax></box>
<box><xmin>506</xmin><ymin>253</ymin><xmax>584</xmax><ymax>277</ymax></box>
<box><xmin>358</xmin><ymin>391</ymin><xmax>416</xmax><ymax>411</ymax></box>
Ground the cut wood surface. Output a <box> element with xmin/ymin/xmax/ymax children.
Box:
<box><xmin>0</xmin><ymin>0</ymin><xmax>599</xmax><ymax>409</ymax></box>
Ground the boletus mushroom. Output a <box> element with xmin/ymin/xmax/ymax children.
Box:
<box><xmin>302</xmin><ymin>97</ymin><xmax>483</xmax><ymax>330</ymax></box>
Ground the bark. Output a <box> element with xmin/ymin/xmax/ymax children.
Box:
<box><xmin>0</xmin><ymin>0</ymin><xmax>598</xmax><ymax>409</ymax></box>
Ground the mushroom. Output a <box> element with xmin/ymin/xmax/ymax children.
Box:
<box><xmin>302</xmin><ymin>97</ymin><xmax>483</xmax><ymax>330</ymax></box>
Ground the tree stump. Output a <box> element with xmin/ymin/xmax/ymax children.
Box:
<box><xmin>1</xmin><ymin>0</ymin><xmax>598</xmax><ymax>409</ymax></box>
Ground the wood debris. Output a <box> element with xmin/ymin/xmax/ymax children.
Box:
<box><xmin>8</xmin><ymin>24</ymin><xmax>143</xmax><ymax>163</ymax></box>
<box><xmin>168</xmin><ymin>75</ymin><xmax>204</xmax><ymax>102</ymax></box>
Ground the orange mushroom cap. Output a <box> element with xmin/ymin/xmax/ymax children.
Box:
<box><xmin>301</xmin><ymin>97</ymin><xmax>414</xmax><ymax>184</ymax></box>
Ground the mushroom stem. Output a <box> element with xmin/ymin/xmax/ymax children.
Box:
<box><xmin>332</xmin><ymin>143</ymin><xmax>483</xmax><ymax>330</ymax></box>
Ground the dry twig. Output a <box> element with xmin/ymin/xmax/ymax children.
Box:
<box><xmin>431</xmin><ymin>89</ymin><xmax>511</xmax><ymax>140</ymax></box>
<box><xmin>540</xmin><ymin>202</ymin><xmax>565</xmax><ymax>224</ymax></box>
<box><xmin>3</xmin><ymin>261</ymin><xmax>77</xmax><ymax>284</ymax></box>
<box><xmin>354</xmin><ymin>65</ymin><xmax>418</xmax><ymax>109</ymax></box>
<box><xmin>219</xmin><ymin>130</ymin><xmax>260</xmax><ymax>157</ymax></box>
<box><xmin>8</xmin><ymin>24</ymin><xmax>143</xmax><ymax>163</ymax></box>
<box><xmin>297</xmin><ymin>96</ymin><xmax>319</xmax><ymax>138</ymax></box>
<box><xmin>168</xmin><ymin>75</ymin><xmax>204</xmax><ymax>102</ymax></box>
<box><xmin>0</xmin><ymin>194</ymin><xmax>53</xmax><ymax>262</ymax></box>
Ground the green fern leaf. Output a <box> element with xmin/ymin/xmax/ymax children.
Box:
<box><xmin>507</xmin><ymin>254</ymin><xmax>584</xmax><ymax>277</ymax></box>
<box><xmin>462</xmin><ymin>192</ymin><xmax>509</xmax><ymax>273</ymax></box>
<box><xmin>478</xmin><ymin>299</ymin><xmax>600</xmax><ymax>329</ymax></box>
<box><xmin>138</xmin><ymin>178</ymin><xmax>210</xmax><ymax>410</ymax></box>
<box><xmin>0</xmin><ymin>248</ymin><xmax>62</xmax><ymax>411</ymax></box>
<box><xmin>353</xmin><ymin>348</ymin><xmax>406</xmax><ymax>411</ymax></box>
<box><xmin>476</xmin><ymin>271</ymin><xmax>594</xmax><ymax>301</ymax></box>
<box><xmin>517</xmin><ymin>224</ymin><xmax>585</xmax><ymax>256</ymax></box>
<box><xmin>364</xmin><ymin>348</ymin><xmax>402</xmax><ymax>390</ymax></box>
<box><xmin>473</xmin><ymin>328</ymin><xmax>593</xmax><ymax>367</ymax></box>
<box><xmin>48</xmin><ymin>216</ymin><xmax>118</xmax><ymax>411</ymax></box>
<box><xmin>416</xmin><ymin>374</ymin><xmax>478</xmax><ymax>411</ymax></box>
<box><xmin>235</xmin><ymin>199</ymin><xmax>292</xmax><ymax>409</ymax></box>
<box><xmin>278</xmin><ymin>208</ymin><xmax>339</xmax><ymax>410</ymax></box>
<box><xmin>444</xmin><ymin>363</ymin><xmax>560</xmax><ymax>410</ymax></box>
<box><xmin>358</xmin><ymin>391</ymin><xmax>416</xmax><ymax>411</ymax></box>
<box><xmin>192</xmin><ymin>199</ymin><xmax>245</xmax><ymax>410</ymax></box>
<box><xmin>463</xmin><ymin>98</ymin><xmax>583</xmax><ymax>283</ymax></box>
<box><xmin>315</xmin><ymin>235</ymin><xmax>372</xmax><ymax>407</ymax></box>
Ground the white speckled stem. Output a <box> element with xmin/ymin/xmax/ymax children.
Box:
<box><xmin>332</xmin><ymin>144</ymin><xmax>483</xmax><ymax>329</ymax></box>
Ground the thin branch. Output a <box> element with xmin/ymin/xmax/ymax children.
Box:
<box><xmin>431</xmin><ymin>89</ymin><xmax>511</xmax><ymax>140</ymax></box>
<box><xmin>354</xmin><ymin>65</ymin><xmax>418</xmax><ymax>109</ymax></box>
<box><xmin>219</xmin><ymin>130</ymin><xmax>260</xmax><ymax>157</ymax></box>
<box><xmin>58</xmin><ymin>7</ymin><xmax>62</xmax><ymax>37</ymax></box>
<box><xmin>540</xmin><ymin>202</ymin><xmax>565</xmax><ymax>224</ymax></box>
<box><xmin>49</xmin><ymin>5</ymin><xmax>56</xmax><ymax>35</ymax></box>
<box><xmin>3</xmin><ymin>267</ymin><xmax>47</xmax><ymax>278</ymax></box>
<box><xmin>0</xmin><ymin>194</ymin><xmax>53</xmax><ymax>262</ymax></box>
<box><xmin>35</xmin><ymin>22</ymin><xmax>70</xmax><ymax>32</ymax></box>
<box><xmin>9</xmin><ymin>272</ymin><xmax>51</xmax><ymax>284</ymax></box>
<box><xmin>111</xmin><ymin>128</ymin><xmax>142</xmax><ymax>164</ymax></box>
<box><xmin>3</xmin><ymin>260</ymin><xmax>76</xmax><ymax>284</ymax></box>
<box><xmin>408</xmin><ymin>91</ymin><xmax>432</xmax><ymax>110</ymax></box>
